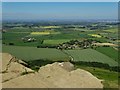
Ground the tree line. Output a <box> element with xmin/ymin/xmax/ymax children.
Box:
<box><xmin>70</xmin><ymin>61</ymin><xmax>120</xmax><ymax>72</ymax></box>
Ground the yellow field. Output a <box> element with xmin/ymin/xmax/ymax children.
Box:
<box><xmin>103</xmin><ymin>28</ymin><xmax>118</xmax><ymax>33</ymax></box>
<box><xmin>31</xmin><ymin>32</ymin><xmax>50</xmax><ymax>35</ymax></box>
<box><xmin>88</xmin><ymin>34</ymin><xmax>102</xmax><ymax>38</ymax></box>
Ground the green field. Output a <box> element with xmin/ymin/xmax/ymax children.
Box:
<box><xmin>102</xmin><ymin>28</ymin><xmax>118</xmax><ymax>39</ymax></box>
<box><xmin>2</xmin><ymin>28</ymin><xmax>94</xmax><ymax>47</ymax></box>
<box><xmin>96</xmin><ymin>47</ymin><xmax>119</xmax><ymax>62</ymax></box>
<box><xmin>4</xmin><ymin>27</ymin><xmax>118</xmax><ymax>47</ymax></box>
<box><xmin>103</xmin><ymin>28</ymin><xmax>118</xmax><ymax>33</ymax></box>
<box><xmin>2</xmin><ymin>32</ymin><xmax>32</xmax><ymax>46</ymax></box>
<box><xmin>65</xmin><ymin>49</ymin><xmax>118</xmax><ymax>66</ymax></box>
<box><xmin>2</xmin><ymin>45</ymin><xmax>70</xmax><ymax>61</ymax></box>
<box><xmin>7</xmin><ymin>27</ymin><xmax>33</xmax><ymax>32</ymax></box>
<box><xmin>43</xmin><ymin>39</ymin><xmax>71</xmax><ymax>45</ymax></box>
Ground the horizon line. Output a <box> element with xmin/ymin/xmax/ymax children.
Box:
<box><xmin>2</xmin><ymin>0</ymin><xmax>120</xmax><ymax>2</ymax></box>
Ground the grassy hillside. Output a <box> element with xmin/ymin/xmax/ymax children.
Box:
<box><xmin>65</xmin><ymin>49</ymin><xmax>118</xmax><ymax>66</ymax></box>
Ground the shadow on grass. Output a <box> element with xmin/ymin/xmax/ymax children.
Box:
<box><xmin>22</xmin><ymin>59</ymin><xmax>120</xmax><ymax>72</ymax></box>
<box><xmin>23</xmin><ymin>59</ymin><xmax>64</xmax><ymax>72</ymax></box>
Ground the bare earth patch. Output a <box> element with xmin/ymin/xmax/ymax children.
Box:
<box><xmin>92</xmin><ymin>43</ymin><xmax>118</xmax><ymax>47</ymax></box>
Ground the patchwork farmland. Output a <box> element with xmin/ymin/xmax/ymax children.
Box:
<box><xmin>2</xmin><ymin>2</ymin><xmax>119</xmax><ymax>89</ymax></box>
<box><xmin>2</xmin><ymin>22</ymin><xmax>119</xmax><ymax>88</ymax></box>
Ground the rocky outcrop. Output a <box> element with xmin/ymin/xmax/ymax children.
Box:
<box><xmin>2</xmin><ymin>53</ymin><xmax>103</xmax><ymax>88</ymax></box>
<box><xmin>1</xmin><ymin>53</ymin><xmax>34</xmax><ymax>83</ymax></box>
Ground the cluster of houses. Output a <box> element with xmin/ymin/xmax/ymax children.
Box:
<box><xmin>57</xmin><ymin>39</ymin><xmax>97</xmax><ymax>50</ymax></box>
<box><xmin>1</xmin><ymin>29</ymin><xmax>7</xmax><ymax>33</ymax></box>
<box><xmin>21</xmin><ymin>37</ymin><xmax>36</xmax><ymax>42</ymax></box>
<box><xmin>57</xmin><ymin>39</ymin><xmax>118</xmax><ymax>50</ymax></box>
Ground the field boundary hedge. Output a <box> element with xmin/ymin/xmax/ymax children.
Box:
<box><xmin>70</xmin><ymin>61</ymin><xmax>120</xmax><ymax>72</ymax></box>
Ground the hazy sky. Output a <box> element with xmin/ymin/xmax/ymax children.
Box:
<box><xmin>2</xmin><ymin>2</ymin><xmax>118</xmax><ymax>21</ymax></box>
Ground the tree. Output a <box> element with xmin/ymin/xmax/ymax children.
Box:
<box><xmin>9</xmin><ymin>43</ymin><xmax>14</xmax><ymax>45</ymax></box>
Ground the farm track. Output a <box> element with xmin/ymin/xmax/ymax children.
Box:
<box><xmin>62</xmin><ymin>50</ymin><xmax>74</xmax><ymax>61</ymax></box>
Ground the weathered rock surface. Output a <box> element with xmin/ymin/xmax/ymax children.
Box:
<box><xmin>2</xmin><ymin>53</ymin><xmax>103</xmax><ymax>88</ymax></box>
<box><xmin>1</xmin><ymin>53</ymin><xmax>34</xmax><ymax>83</ymax></box>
